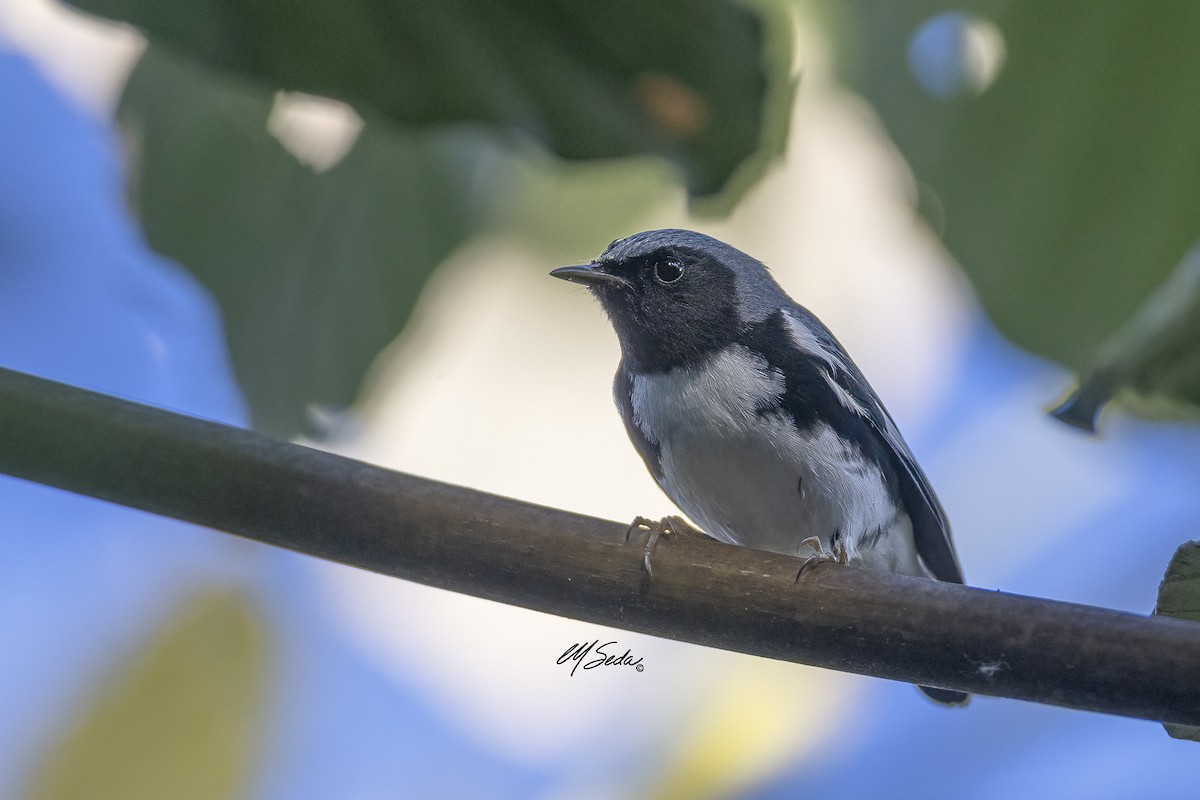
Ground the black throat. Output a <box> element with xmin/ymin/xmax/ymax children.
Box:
<box><xmin>594</xmin><ymin>258</ymin><xmax>742</xmax><ymax>375</ymax></box>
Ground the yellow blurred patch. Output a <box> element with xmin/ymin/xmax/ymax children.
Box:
<box><xmin>643</xmin><ymin>660</ymin><xmax>853</xmax><ymax>800</ymax></box>
<box><xmin>22</xmin><ymin>587</ymin><xmax>269</xmax><ymax>800</ymax></box>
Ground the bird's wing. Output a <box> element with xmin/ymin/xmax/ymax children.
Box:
<box><xmin>846</xmin><ymin>371</ymin><xmax>963</xmax><ymax>583</ymax></box>
<box><xmin>779</xmin><ymin>307</ymin><xmax>964</xmax><ymax>584</ymax></box>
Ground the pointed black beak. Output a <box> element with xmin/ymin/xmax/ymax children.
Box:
<box><xmin>550</xmin><ymin>264</ymin><xmax>629</xmax><ymax>288</ymax></box>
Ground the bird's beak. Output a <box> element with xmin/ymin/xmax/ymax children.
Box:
<box><xmin>550</xmin><ymin>263</ymin><xmax>629</xmax><ymax>288</ymax></box>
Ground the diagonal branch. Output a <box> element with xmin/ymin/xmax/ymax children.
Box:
<box><xmin>1</xmin><ymin>366</ymin><xmax>1198</xmax><ymax>724</ymax></box>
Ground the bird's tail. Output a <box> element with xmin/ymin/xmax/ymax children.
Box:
<box><xmin>919</xmin><ymin>685</ymin><xmax>970</xmax><ymax>706</ymax></box>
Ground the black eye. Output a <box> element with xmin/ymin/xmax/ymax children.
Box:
<box><xmin>653</xmin><ymin>258</ymin><xmax>684</xmax><ymax>285</ymax></box>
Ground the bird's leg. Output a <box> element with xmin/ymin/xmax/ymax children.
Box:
<box><xmin>624</xmin><ymin>516</ymin><xmax>653</xmax><ymax>544</ymax></box>
<box><xmin>794</xmin><ymin>535</ymin><xmax>842</xmax><ymax>581</ymax></box>
<box><xmin>625</xmin><ymin>515</ymin><xmax>707</xmax><ymax>589</ymax></box>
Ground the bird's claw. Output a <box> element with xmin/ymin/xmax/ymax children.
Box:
<box><xmin>625</xmin><ymin>515</ymin><xmax>704</xmax><ymax>591</ymax></box>
<box><xmin>794</xmin><ymin>536</ymin><xmax>848</xmax><ymax>581</ymax></box>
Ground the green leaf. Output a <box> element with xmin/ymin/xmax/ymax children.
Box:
<box><xmin>70</xmin><ymin>0</ymin><xmax>795</xmax><ymax>199</ymax></box>
<box><xmin>120</xmin><ymin>48</ymin><xmax>476</xmax><ymax>437</ymax></box>
<box><xmin>1154</xmin><ymin>540</ymin><xmax>1200</xmax><ymax>625</ymax></box>
<box><xmin>1153</xmin><ymin>540</ymin><xmax>1200</xmax><ymax>742</ymax></box>
<box><xmin>22</xmin><ymin>588</ymin><xmax>269</xmax><ymax>800</ymax></box>
<box><xmin>839</xmin><ymin>2</ymin><xmax>1200</xmax><ymax>426</ymax></box>
<box><xmin>1051</xmin><ymin>245</ymin><xmax>1200</xmax><ymax>431</ymax></box>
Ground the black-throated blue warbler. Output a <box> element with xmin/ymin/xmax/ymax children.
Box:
<box><xmin>551</xmin><ymin>229</ymin><xmax>967</xmax><ymax>706</ymax></box>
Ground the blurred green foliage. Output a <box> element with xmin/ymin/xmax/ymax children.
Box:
<box><xmin>838</xmin><ymin>1</ymin><xmax>1200</xmax><ymax>427</ymax></box>
<box><xmin>23</xmin><ymin>589</ymin><xmax>268</xmax><ymax>799</ymax></box>
<box><xmin>121</xmin><ymin>48</ymin><xmax>477</xmax><ymax>438</ymax></box>
<box><xmin>67</xmin><ymin>0</ymin><xmax>792</xmax><ymax>437</ymax></box>
<box><xmin>67</xmin><ymin>0</ymin><xmax>1200</xmax><ymax>433</ymax></box>
<box><xmin>74</xmin><ymin>0</ymin><xmax>783</xmax><ymax>197</ymax></box>
<box><xmin>1052</xmin><ymin>247</ymin><xmax>1200</xmax><ymax>431</ymax></box>
<box><xmin>1153</xmin><ymin>540</ymin><xmax>1200</xmax><ymax>741</ymax></box>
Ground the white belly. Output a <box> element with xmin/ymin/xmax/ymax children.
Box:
<box><xmin>628</xmin><ymin>346</ymin><xmax>924</xmax><ymax>574</ymax></box>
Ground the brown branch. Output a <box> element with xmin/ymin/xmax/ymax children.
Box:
<box><xmin>1</xmin><ymin>366</ymin><xmax>1198</xmax><ymax>724</ymax></box>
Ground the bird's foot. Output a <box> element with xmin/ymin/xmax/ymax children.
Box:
<box><xmin>794</xmin><ymin>536</ymin><xmax>848</xmax><ymax>581</ymax></box>
<box><xmin>625</xmin><ymin>515</ymin><xmax>705</xmax><ymax>589</ymax></box>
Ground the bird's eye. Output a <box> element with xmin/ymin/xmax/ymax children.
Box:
<box><xmin>653</xmin><ymin>258</ymin><xmax>684</xmax><ymax>285</ymax></box>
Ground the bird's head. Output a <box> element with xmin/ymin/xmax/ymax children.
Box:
<box><xmin>551</xmin><ymin>229</ymin><xmax>784</xmax><ymax>373</ymax></box>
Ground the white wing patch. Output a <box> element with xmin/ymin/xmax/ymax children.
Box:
<box><xmin>822</xmin><ymin>368</ymin><xmax>869</xmax><ymax>418</ymax></box>
<box><xmin>782</xmin><ymin>309</ymin><xmax>848</xmax><ymax>373</ymax></box>
<box><xmin>784</xmin><ymin>309</ymin><xmax>870</xmax><ymax>418</ymax></box>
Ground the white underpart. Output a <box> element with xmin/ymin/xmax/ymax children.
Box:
<box><xmin>629</xmin><ymin>345</ymin><xmax>926</xmax><ymax>575</ymax></box>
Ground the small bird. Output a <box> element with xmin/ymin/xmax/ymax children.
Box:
<box><xmin>551</xmin><ymin>229</ymin><xmax>967</xmax><ymax>706</ymax></box>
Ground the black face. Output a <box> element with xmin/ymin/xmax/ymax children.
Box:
<box><xmin>587</xmin><ymin>245</ymin><xmax>741</xmax><ymax>374</ymax></box>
